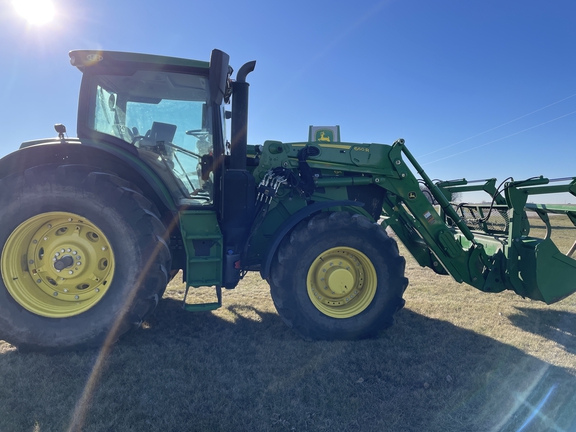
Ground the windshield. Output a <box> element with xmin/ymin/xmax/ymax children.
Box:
<box><xmin>88</xmin><ymin>70</ymin><xmax>215</xmax><ymax>203</ymax></box>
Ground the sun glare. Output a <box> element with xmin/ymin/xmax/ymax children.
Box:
<box><xmin>12</xmin><ymin>0</ymin><xmax>55</xmax><ymax>25</ymax></box>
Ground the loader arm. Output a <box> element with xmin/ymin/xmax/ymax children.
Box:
<box><xmin>252</xmin><ymin>136</ymin><xmax>576</xmax><ymax>305</ymax></box>
<box><xmin>378</xmin><ymin>141</ymin><xmax>576</xmax><ymax>304</ymax></box>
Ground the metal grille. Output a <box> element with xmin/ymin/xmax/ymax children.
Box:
<box><xmin>450</xmin><ymin>204</ymin><xmax>510</xmax><ymax>234</ymax></box>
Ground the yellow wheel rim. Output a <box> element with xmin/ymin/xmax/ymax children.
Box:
<box><xmin>307</xmin><ymin>247</ymin><xmax>377</xmax><ymax>318</ymax></box>
<box><xmin>1</xmin><ymin>212</ymin><xmax>115</xmax><ymax>318</ymax></box>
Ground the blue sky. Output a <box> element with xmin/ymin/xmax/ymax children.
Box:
<box><xmin>1</xmin><ymin>0</ymin><xmax>575</xmax><ymax>202</ymax></box>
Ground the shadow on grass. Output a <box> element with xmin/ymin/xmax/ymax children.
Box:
<box><xmin>1</xmin><ymin>299</ymin><xmax>575</xmax><ymax>432</ymax></box>
<box><xmin>508</xmin><ymin>307</ymin><xmax>576</xmax><ymax>354</ymax></box>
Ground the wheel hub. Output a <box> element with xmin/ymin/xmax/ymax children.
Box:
<box><xmin>306</xmin><ymin>247</ymin><xmax>377</xmax><ymax>318</ymax></box>
<box><xmin>327</xmin><ymin>268</ymin><xmax>355</xmax><ymax>295</ymax></box>
<box><xmin>1</xmin><ymin>212</ymin><xmax>115</xmax><ymax>318</ymax></box>
<box><xmin>53</xmin><ymin>255</ymin><xmax>74</xmax><ymax>271</ymax></box>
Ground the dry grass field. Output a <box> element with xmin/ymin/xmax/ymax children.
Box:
<box><xmin>1</xmin><ymin>216</ymin><xmax>575</xmax><ymax>431</ymax></box>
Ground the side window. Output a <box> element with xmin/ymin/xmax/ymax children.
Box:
<box><xmin>93</xmin><ymin>85</ymin><xmax>132</xmax><ymax>142</ymax></box>
<box><xmin>125</xmin><ymin>100</ymin><xmax>213</xmax><ymax>200</ymax></box>
<box><xmin>89</xmin><ymin>72</ymin><xmax>217</xmax><ymax>205</ymax></box>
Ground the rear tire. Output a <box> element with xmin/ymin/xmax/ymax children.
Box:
<box><xmin>270</xmin><ymin>212</ymin><xmax>408</xmax><ymax>340</ymax></box>
<box><xmin>0</xmin><ymin>164</ymin><xmax>170</xmax><ymax>351</ymax></box>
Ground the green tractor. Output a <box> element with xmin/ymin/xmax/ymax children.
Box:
<box><xmin>0</xmin><ymin>49</ymin><xmax>575</xmax><ymax>351</ymax></box>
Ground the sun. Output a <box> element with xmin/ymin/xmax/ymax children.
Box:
<box><xmin>12</xmin><ymin>0</ymin><xmax>55</xmax><ymax>25</ymax></box>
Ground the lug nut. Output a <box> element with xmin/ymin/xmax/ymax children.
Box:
<box><xmin>101</xmin><ymin>246</ymin><xmax>107</xmax><ymax>251</ymax></box>
<box><xmin>68</xmin><ymin>270</ymin><xmax>74</xmax><ymax>275</ymax></box>
<box><xmin>72</xmin><ymin>251</ymin><xmax>77</xmax><ymax>255</ymax></box>
<box><xmin>29</xmin><ymin>260</ymin><xmax>34</xmax><ymax>264</ymax></box>
<box><xmin>33</xmin><ymin>240</ymin><xmax>38</xmax><ymax>244</ymax></box>
<box><xmin>75</xmin><ymin>295</ymin><xmax>79</xmax><ymax>299</ymax></box>
<box><xmin>36</xmin><ymin>279</ymin><xmax>41</xmax><ymax>283</ymax></box>
<box><xmin>77</xmin><ymin>262</ymin><xmax>82</xmax><ymax>266</ymax></box>
<box><xmin>67</xmin><ymin>248</ymin><xmax>71</xmax><ymax>252</ymax></box>
<box><xmin>53</xmin><ymin>292</ymin><xmax>58</xmax><ymax>296</ymax></box>
<box><xmin>95</xmin><ymin>288</ymin><xmax>100</xmax><ymax>293</ymax></box>
<box><xmin>63</xmin><ymin>289</ymin><xmax>68</xmax><ymax>293</ymax></box>
<box><xmin>43</xmin><ymin>237</ymin><xmax>48</xmax><ymax>241</ymax></box>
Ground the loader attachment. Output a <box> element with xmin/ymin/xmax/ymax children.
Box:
<box><xmin>437</xmin><ymin>177</ymin><xmax>576</xmax><ymax>304</ymax></box>
<box><xmin>516</xmin><ymin>204</ymin><xmax>576</xmax><ymax>303</ymax></box>
<box><xmin>382</xmin><ymin>140</ymin><xmax>576</xmax><ymax>305</ymax></box>
<box><xmin>515</xmin><ymin>236</ymin><xmax>576</xmax><ymax>303</ymax></box>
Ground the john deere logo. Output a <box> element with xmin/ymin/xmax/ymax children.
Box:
<box><xmin>408</xmin><ymin>191</ymin><xmax>417</xmax><ymax>200</ymax></box>
<box><xmin>316</xmin><ymin>130</ymin><xmax>333</xmax><ymax>143</ymax></box>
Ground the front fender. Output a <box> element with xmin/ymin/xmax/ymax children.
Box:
<box><xmin>259</xmin><ymin>200</ymin><xmax>366</xmax><ymax>280</ymax></box>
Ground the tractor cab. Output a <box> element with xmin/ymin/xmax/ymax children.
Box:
<box><xmin>70</xmin><ymin>49</ymin><xmax>257</xmax><ymax>294</ymax></box>
<box><xmin>70</xmin><ymin>49</ymin><xmax>233</xmax><ymax>206</ymax></box>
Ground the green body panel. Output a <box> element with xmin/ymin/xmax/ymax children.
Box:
<box><xmin>244</xmin><ymin>198</ymin><xmax>307</xmax><ymax>265</ymax></box>
<box><xmin>252</xmin><ymin>140</ymin><xmax>397</xmax><ymax>181</ymax></box>
<box><xmin>179</xmin><ymin>211</ymin><xmax>223</xmax><ymax>287</ymax></box>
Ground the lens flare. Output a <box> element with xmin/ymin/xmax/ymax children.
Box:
<box><xmin>12</xmin><ymin>0</ymin><xmax>55</xmax><ymax>25</ymax></box>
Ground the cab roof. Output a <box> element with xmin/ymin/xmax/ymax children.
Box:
<box><xmin>69</xmin><ymin>50</ymin><xmax>210</xmax><ymax>72</ymax></box>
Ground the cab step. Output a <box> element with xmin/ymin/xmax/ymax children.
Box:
<box><xmin>182</xmin><ymin>285</ymin><xmax>222</xmax><ymax>312</ymax></box>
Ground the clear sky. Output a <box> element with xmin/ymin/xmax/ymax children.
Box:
<box><xmin>1</xmin><ymin>0</ymin><xmax>575</xmax><ymax>202</ymax></box>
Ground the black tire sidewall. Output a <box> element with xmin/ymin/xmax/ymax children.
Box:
<box><xmin>272</xmin><ymin>213</ymin><xmax>406</xmax><ymax>340</ymax></box>
<box><xmin>0</xmin><ymin>173</ymin><xmax>158</xmax><ymax>349</ymax></box>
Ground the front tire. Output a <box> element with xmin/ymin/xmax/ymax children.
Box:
<box><xmin>270</xmin><ymin>212</ymin><xmax>408</xmax><ymax>340</ymax></box>
<box><xmin>0</xmin><ymin>164</ymin><xmax>170</xmax><ymax>351</ymax></box>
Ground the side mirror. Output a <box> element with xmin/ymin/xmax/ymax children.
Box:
<box><xmin>209</xmin><ymin>49</ymin><xmax>230</xmax><ymax>105</ymax></box>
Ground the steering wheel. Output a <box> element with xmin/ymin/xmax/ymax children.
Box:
<box><xmin>186</xmin><ymin>129</ymin><xmax>210</xmax><ymax>139</ymax></box>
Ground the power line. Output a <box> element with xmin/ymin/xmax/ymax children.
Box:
<box><xmin>422</xmin><ymin>110</ymin><xmax>576</xmax><ymax>166</ymax></box>
<box><xmin>419</xmin><ymin>93</ymin><xmax>576</xmax><ymax>158</ymax></box>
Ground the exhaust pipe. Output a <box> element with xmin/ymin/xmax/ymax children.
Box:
<box><xmin>230</xmin><ymin>60</ymin><xmax>256</xmax><ymax>170</ymax></box>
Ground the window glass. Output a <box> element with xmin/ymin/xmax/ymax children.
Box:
<box><xmin>90</xmin><ymin>71</ymin><xmax>215</xmax><ymax>203</ymax></box>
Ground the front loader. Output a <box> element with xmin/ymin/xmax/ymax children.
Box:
<box><xmin>0</xmin><ymin>49</ymin><xmax>575</xmax><ymax>351</ymax></box>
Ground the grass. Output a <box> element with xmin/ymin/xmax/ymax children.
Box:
<box><xmin>1</xmin><ymin>217</ymin><xmax>576</xmax><ymax>432</ymax></box>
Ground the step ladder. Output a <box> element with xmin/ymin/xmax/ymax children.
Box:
<box><xmin>182</xmin><ymin>285</ymin><xmax>222</xmax><ymax>312</ymax></box>
<box><xmin>179</xmin><ymin>210</ymin><xmax>224</xmax><ymax>311</ymax></box>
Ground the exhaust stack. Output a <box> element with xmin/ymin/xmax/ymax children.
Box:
<box><xmin>230</xmin><ymin>60</ymin><xmax>256</xmax><ymax>170</ymax></box>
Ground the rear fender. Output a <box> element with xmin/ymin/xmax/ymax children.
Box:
<box><xmin>0</xmin><ymin>142</ymin><xmax>178</xmax><ymax>216</ymax></box>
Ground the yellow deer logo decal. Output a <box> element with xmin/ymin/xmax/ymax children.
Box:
<box><xmin>318</xmin><ymin>131</ymin><xmax>331</xmax><ymax>142</ymax></box>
